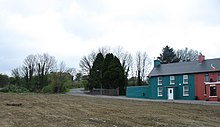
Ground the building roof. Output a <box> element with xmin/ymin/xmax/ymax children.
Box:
<box><xmin>149</xmin><ymin>58</ymin><xmax>220</xmax><ymax>77</ymax></box>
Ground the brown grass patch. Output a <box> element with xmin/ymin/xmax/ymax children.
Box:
<box><xmin>0</xmin><ymin>93</ymin><xmax>220</xmax><ymax>127</ymax></box>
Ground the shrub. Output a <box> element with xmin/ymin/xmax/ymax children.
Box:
<box><xmin>0</xmin><ymin>85</ymin><xmax>29</xmax><ymax>93</ymax></box>
<box><xmin>81</xmin><ymin>80</ymin><xmax>89</xmax><ymax>90</ymax></box>
<box><xmin>63</xmin><ymin>80</ymin><xmax>73</xmax><ymax>89</ymax></box>
<box><xmin>61</xmin><ymin>84</ymin><xmax>68</xmax><ymax>93</ymax></box>
<box><xmin>41</xmin><ymin>84</ymin><xmax>69</xmax><ymax>93</ymax></box>
<box><xmin>41</xmin><ymin>85</ymin><xmax>54</xmax><ymax>93</ymax></box>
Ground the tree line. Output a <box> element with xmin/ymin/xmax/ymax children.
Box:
<box><xmin>79</xmin><ymin>46</ymin><xmax>199</xmax><ymax>92</ymax></box>
<box><xmin>0</xmin><ymin>45</ymin><xmax>199</xmax><ymax>93</ymax></box>
<box><xmin>157</xmin><ymin>45</ymin><xmax>199</xmax><ymax>64</ymax></box>
<box><xmin>79</xmin><ymin>47</ymin><xmax>152</xmax><ymax>89</ymax></box>
<box><xmin>0</xmin><ymin>53</ymin><xmax>75</xmax><ymax>93</ymax></box>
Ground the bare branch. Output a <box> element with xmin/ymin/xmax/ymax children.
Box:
<box><xmin>176</xmin><ymin>47</ymin><xmax>199</xmax><ymax>62</ymax></box>
<box><xmin>98</xmin><ymin>46</ymin><xmax>110</xmax><ymax>56</ymax></box>
<box><xmin>11</xmin><ymin>67</ymin><xmax>21</xmax><ymax>78</ymax></box>
<box><xmin>135</xmin><ymin>51</ymin><xmax>152</xmax><ymax>85</ymax></box>
<box><xmin>79</xmin><ymin>51</ymin><xmax>97</xmax><ymax>74</ymax></box>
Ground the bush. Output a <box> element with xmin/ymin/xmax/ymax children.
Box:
<box><xmin>81</xmin><ymin>80</ymin><xmax>89</xmax><ymax>90</ymax></box>
<box><xmin>41</xmin><ymin>84</ymin><xmax>69</xmax><ymax>93</ymax></box>
<box><xmin>63</xmin><ymin>80</ymin><xmax>73</xmax><ymax>89</ymax></box>
<box><xmin>0</xmin><ymin>85</ymin><xmax>29</xmax><ymax>93</ymax></box>
<box><xmin>61</xmin><ymin>84</ymin><xmax>68</xmax><ymax>93</ymax></box>
<box><xmin>41</xmin><ymin>85</ymin><xmax>54</xmax><ymax>93</ymax></box>
<box><xmin>53</xmin><ymin>85</ymin><xmax>66</xmax><ymax>93</ymax></box>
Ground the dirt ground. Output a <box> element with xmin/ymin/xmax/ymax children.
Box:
<box><xmin>0</xmin><ymin>93</ymin><xmax>220</xmax><ymax>127</ymax></box>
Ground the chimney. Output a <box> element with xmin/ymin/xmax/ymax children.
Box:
<box><xmin>154</xmin><ymin>59</ymin><xmax>161</xmax><ymax>67</ymax></box>
<box><xmin>198</xmin><ymin>53</ymin><xmax>205</xmax><ymax>64</ymax></box>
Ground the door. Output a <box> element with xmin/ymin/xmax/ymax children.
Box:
<box><xmin>168</xmin><ymin>88</ymin><xmax>174</xmax><ymax>100</ymax></box>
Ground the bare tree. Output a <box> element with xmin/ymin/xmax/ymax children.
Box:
<box><xmin>141</xmin><ymin>52</ymin><xmax>151</xmax><ymax>81</ymax></box>
<box><xmin>18</xmin><ymin>54</ymin><xmax>37</xmax><ymax>89</ymax></box>
<box><xmin>79</xmin><ymin>51</ymin><xmax>96</xmax><ymax>75</ymax></box>
<box><xmin>36</xmin><ymin>53</ymin><xmax>57</xmax><ymax>89</ymax></box>
<box><xmin>36</xmin><ymin>53</ymin><xmax>57</xmax><ymax>76</ymax></box>
<box><xmin>136</xmin><ymin>52</ymin><xmax>142</xmax><ymax>86</ymax></box>
<box><xmin>135</xmin><ymin>51</ymin><xmax>152</xmax><ymax>85</ymax></box>
<box><xmin>58</xmin><ymin>61</ymin><xmax>76</xmax><ymax>76</ymax></box>
<box><xmin>122</xmin><ymin>53</ymin><xmax>133</xmax><ymax>76</ymax></box>
<box><xmin>79</xmin><ymin>56</ymin><xmax>91</xmax><ymax>74</ymax></box>
<box><xmin>59</xmin><ymin>61</ymin><xmax>66</xmax><ymax>73</ymax></box>
<box><xmin>98</xmin><ymin>46</ymin><xmax>110</xmax><ymax>56</ymax></box>
<box><xmin>66</xmin><ymin>68</ymin><xmax>76</xmax><ymax>76</ymax></box>
<box><xmin>21</xmin><ymin>65</ymin><xmax>28</xmax><ymax>80</ymax></box>
<box><xmin>113</xmin><ymin>46</ymin><xmax>124</xmax><ymax>60</ymax></box>
<box><xmin>113</xmin><ymin>46</ymin><xmax>133</xmax><ymax>76</ymax></box>
<box><xmin>11</xmin><ymin>67</ymin><xmax>22</xmax><ymax>86</ymax></box>
<box><xmin>176</xmin><ymin>47</ymin><xmax>199</xmax><ymax>62</ymax></box>
<box><xmin>23</xmin><ymin>54</ymin><xmax>37</xmax><ymax>79</ymax></box>
<box><xmin>11</xmin><ymin>67</ymin><xmax>21</xmax><ymax>78</ymax></box>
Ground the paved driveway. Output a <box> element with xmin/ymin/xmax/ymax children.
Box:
<box><xmin>66</xmin><ymin>88</ymin><xmax>220</xmax><ymax>106</ymax></box>
<box><xmin>67</xmin><ymin>88</ymin><xmax>84</xmax><ymax>94</ymax></box>
<box><xmin>66</xmin><ymin>88</ymin><xmax>90</xmax><ymax>96</ymax></box>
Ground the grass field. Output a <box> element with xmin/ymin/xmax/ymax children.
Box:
<box><xmin>0</xmin><ymin>93</ymin><xmax>220</xmax><ymax>127</ymax></box>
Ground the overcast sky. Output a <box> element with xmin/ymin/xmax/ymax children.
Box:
<box><xmin>1</xmin><ymin>0</ymin><xmax>220</xmax><ymax>75</ymax></box>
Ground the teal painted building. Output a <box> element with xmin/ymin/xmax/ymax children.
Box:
<box><xmin>126</xmin><ymin>74</ymin><xmax>195</xmax><ymax>100</ymax></box>
<box><xmin>126</xmin><ymin>86</ymin><xmax>150</xmax><ymax>98</ymax></box>
<box><xmin>126</xmin><ymin>55</ymin><xmax>220</xmax><ymax>101</ymax></box>
<box><xmin>126</xmin><ymin>60</ymin><xmax>196</xmax><ymax>100</ymax></box>
<box><xmin>148</xmin><ymin>74</ymin><xmax>195</xmax><ymax>100</ymax></box>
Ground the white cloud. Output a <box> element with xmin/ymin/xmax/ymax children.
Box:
<box><xmin>0</xmin><ymin>0</ymin><xmax>220</xmax><ymax>75</ymax></box>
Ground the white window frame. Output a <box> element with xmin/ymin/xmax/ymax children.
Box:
<box><xmin>157</xmin><ymin>87</ymin><xmax>163</xmax><ymax>96</ymax></box>
<box><xmin>183</xmin><ymin>75</ymin><xmax>188</xmax><ymax>84</ymax></box>
<box><xmin>183</xmin><ymin>85</ymin><xmax>189</xmax><ymax>96</ymax></box>
<box><xmin>210</xmin><ymin>85</ymin><xmax>217</xmax><ymax>97</ymax></box>
<box><xmin>170</xmin><ymin>76</ymin><xmax>175</xmax><ymax>85</ymax></box>
<box><xmin>158</xmin><ymin>77</ymin><xmax>162</xmax><ymax>85</ymax></box>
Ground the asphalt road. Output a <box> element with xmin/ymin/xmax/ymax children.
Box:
<box><xmin>66</xmin><ymin>88</ymin><xmax>89</xmax><ymax>96</ymax></box>
<box><xmin>66</xmin><ymin>88</ymin><xmax>220</xmax><ymax>106</ymax></box>
<box><xmin>67</xmin><ymin>88</ymin><xmax>84</xmax><ymax>94</ymax></box>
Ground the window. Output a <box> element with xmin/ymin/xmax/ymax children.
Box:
<box><xmin>210</xmin><ymin>85</ymin><xmax>217</xmax><ymax>97</ymax></box>
<box><xmin>158</xmin><ymin>87</ymin><xmax>163</xmax><ymax>96</ymax></box>
<box><xmin>183</xmin><ymin>85</ymin><xmax>189</xmax><ymax>96</ymax></box>
<box><xmin>218</xmin><ymin>73</ymin><xmax>220</xmax><ymax>82</ymax></box>
<box><xmin>204</xmin><ymin>74</ymin><xmax>209</xmax><ymax>82</ymax></box>
<box><xmin>158</xmin><ymin>77</ymin><xmax>162</xmax><ymax>85</ymax></box>
<box><xmin>170</xmin><ymin>76</ymin><xmax>175</xmax><ymax>85</ymax></box>
<box><xmin>183</xmin><ymin>75</ymin><xmax>188</xmax><ymax>84</ymax></box>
